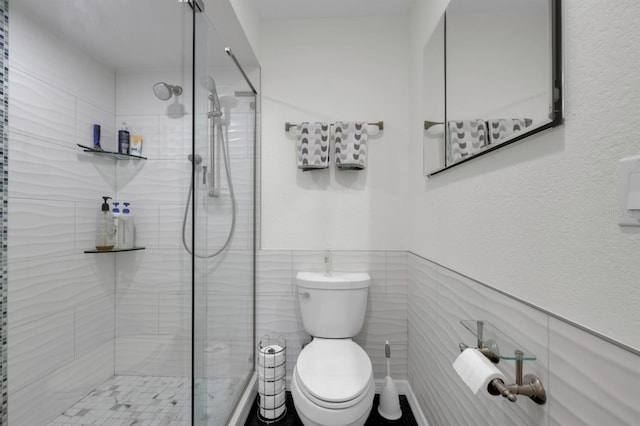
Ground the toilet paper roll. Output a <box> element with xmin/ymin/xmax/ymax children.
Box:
<box><xmin>259</xmin><ymin>390</ymin><xmax>286</xmax><ymax>409</ymax></box>
<box><xmin>259</xmin><ymin>377</ymin><xmax>285</xmax><ymax>395</ymax></box>
<box><xmin>453</xmin><ymin>348</ymin><xmax>505</xmax><ymax>394</ymax></box>
<box><xmin>258</xmin><ymin>344</ymin><xmax>285</xmax><ymax>367</ymax></box>
<box><xmin>259</xmin><ymin>404</ymin><xmax>286</xmax><ymax>420</ymax></box>
<box><xmin>258</xmin><ymin>364</ymin><xmax>285</xmax><ymax>381</ymax></box>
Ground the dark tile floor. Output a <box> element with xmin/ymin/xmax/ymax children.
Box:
<box><xmin>245</xmin><ymin>392</ymin><xmax>418</xmax><ymax>426</ymax></box>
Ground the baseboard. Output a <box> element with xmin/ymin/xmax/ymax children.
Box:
<box><xmin>228</xmin><ymin>372</ymin><xmax>257</xmax><ymax>426</ymax></box>
<box><xmin>374</xmin><ymin>379</ymin><xmax>429</xmax><ymax>426</ymax></box>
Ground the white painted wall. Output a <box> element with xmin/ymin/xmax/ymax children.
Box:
<box><xmin>446</xmin><ymin>9</ymin><xmax>550</xmax><ymax>124</ymax></box>
<box><xmin>260</xmin><ymin>16</ymin><xmax>410</xmax><ymax>250</ymax></box>
<box><xmin>8</xmin><ymin>6</ymin><xmax>116</xmax><ymax>424</ymax></box>
<box><xmin>229</xmin><ymin>0</ymin><xmax>262</xmax><ymax>60</ymax></box>
<box><xmin>409</xmin><ymin>0</ymin><xmax>640</xmax><ymax>354</ymax></box>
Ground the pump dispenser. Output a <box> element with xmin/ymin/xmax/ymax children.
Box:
<box><xmin>95</xmin><ymin>196</ymin><xmax>114</xmax><ymax>251</ymax></box>
<box><xmin>120</xmin><ymin>202</ymin><xmax>135</xmax><ymax>249</ymax></box>
<box><xmin>111</xmin><ymin>202</ymin><xmax>121</xmax><ymax>249</ymax></box>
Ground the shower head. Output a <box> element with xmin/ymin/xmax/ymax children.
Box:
<box><xmin>153</xmin><ymin>82</ymin><xmax>183</xmax><ymax>101</ymax></box>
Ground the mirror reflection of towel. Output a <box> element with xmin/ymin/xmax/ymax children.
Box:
<box><xmin>447</xmin><ymin>120</ymin><xmax>488</xmax><ymax>164</ymax></box>
<box><xmin>487</xmin><ymin>118</ymin><xmax>533</xmax><ymax>145</ymax></box>
<box><xmin>335</xmin><ymin>122</ymin><xmax>368</xmax><ymax>170</ymax></box>
<box><xmin>293</xmin><ymin>122</ymin><xmax>329</xmax><ymax>171</ymax></box>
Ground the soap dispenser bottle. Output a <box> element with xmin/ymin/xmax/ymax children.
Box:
<box><xmin>121</xmin><ymin>202</ymin><xmax>135</xmax><ymax>249</ymax></box>
<box><xmin>111</xmin><ymin>201</ymin><xmax>121</xmax><ymax>249</ymax></box>
<box><xmin>118</xmin><ymin>122</ymin><xmax>130</xmax><ymax>154</ymax></box>
<box><xmin>95</xmin><ymin>196</ymin><xmax>114</xmax><ymax>251</ymax></box>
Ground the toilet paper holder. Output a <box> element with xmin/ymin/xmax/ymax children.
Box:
<box><xmin>459</xmin><ymin>320</ymin><xmax>547</xmax><ymax>405</ymax></box>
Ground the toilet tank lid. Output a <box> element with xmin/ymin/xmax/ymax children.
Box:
<box><xmin>296</xmin><ymin>272</ymin><xmax>370</xmax><ymax>289</ymax></box>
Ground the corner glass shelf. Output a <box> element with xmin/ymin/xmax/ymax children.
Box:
<box><xmin>461</xmin><ymin>320</ymin><xmax>536</xmax><ymax>361</ymax></box>
<box><xmin>84</xmin><ymin>246</ymin><xmax>145</xmax><ymax>254</ymax></box>
<box><xmin>77</xmin><ymin>144</ymin><xmax>147</xmax><ymax>160</ymax></box>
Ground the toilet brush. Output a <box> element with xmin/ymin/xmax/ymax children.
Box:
<box><xmin>378</xmin><ymin>340</ymin><xmax>402</xmax><ymax>420</ymax></box>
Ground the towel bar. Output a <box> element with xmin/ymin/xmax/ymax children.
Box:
<box><xmin>285</xmin><ymin>121</ymin><xmax>384</xmax><ymax>132</ymax></box>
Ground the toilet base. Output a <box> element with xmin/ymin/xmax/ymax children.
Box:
<box><xmin>291</xmin><ymin>366</ymin><xmax>375</xmax><ymax>426</ymax></box>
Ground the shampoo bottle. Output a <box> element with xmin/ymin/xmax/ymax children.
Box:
<box><xmin>111</xmin><ymin>202</ymin><xmax>121</xmax><ymax>249</ymax></box>
<box><xmin>118</xmin><ymin>122</ymin><xmax>130</xmax><ymax>154</ymax></box>
<box><xmin>121</xmin><ymin>202</ymin><xmax>136</xmax><ymax>249</ymax></box>
<box><xmin>95</xmin><ymin>196</ymin><xmax>114</xmax><ymax>251</ymax></box>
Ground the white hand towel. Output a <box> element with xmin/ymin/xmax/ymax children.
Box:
<box><xmin>293</xmin><ymin>122</ymin><xmax>329</xmax><ymax>171</ymax></box>
<box><xmin>334</xmin><ymin>121</ymin><xmax>368</xmax><ymax>170</ymax></box>
<box><xmin>447</xmin><ymin>120</ymin><xmax>488</xmax><ymax>164</ymax></box>
<box><xmin>487</xmin><ymin>118</ymin><xmax>533</xmax><ymax>145</ymax></box>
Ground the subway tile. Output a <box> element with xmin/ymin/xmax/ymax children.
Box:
<box><xmin>256</xmin><ymin>250</ymin><xmax>294</xmax><ymax>295</ymax></box>
<box><xmin>9</xmin><ymin>132</ymin><xmax>116</xmax><ymax>201</ymax></box>
<box><xmin>157</xmin><ymin>114</ymin><xmax>191</xmax><ymax>160</ymax></box>
<box><xmin>115</xmin><ymin>336</ymin><xmax>191</xmax><ymax>377</ymax></box>
<box><xmin>207</xmin><ymin>294</ymin><xmax>252</xmax><ymax>343</ymax></box>
<box><xmin>116</xmin><ymin>159</ymin><xmax>190</xmax><ymax>205</ymax></box>
<box><xmin>115</xmin><ymin>248</ymin><xmax>191</xmax><ymax>294</ymax></box>
<box><xmin>115</xmin><ymin>291</ymin><xmax>159</xmax><ymax>337</ymax></box>
<box><xmin>8</xmin><ymin>198</ymin><xmax>76</xmax><ymax>261</ymax></box>
<box><xmin>76</xmin><ymin>295</ymin><xmax>115</xmax><ymax>357</ymax></box>
<box><xmin>8</xmin><ymin>254</ymin><xmax>114</xmax><ymax>327</ymax></box>
<box><xmin>9</xmin><ymin>68</ymin><xmax>76</xmax><ymax>145</ymax></box>
<box><xmin>386</xmin><ymin>251</ymin><xmax>408</xmax><ymax>297</ymax></box>
<box><xmin>205</xmin><ymin>249</ymin><xmax>253</xmax><ymax>295</ymax></box>
<box><xmin>357</xmin><ymin>296</ymin><xmax>407</xmax><ymax>348</ymax></box>
<box><xmin>159</xmin><ymin>292</ymin><xmax>192</xmax><ymax>339</ymax></box>
<box><xmin>8</xmin><ymin>309</ymin><xmax>75</xmax><ymax>392</ymax></box>
<box><xmin>548</xmin><ymin>318</ymin><xmax>640</xmax><ymax>426</ymax></box>
<box><xmin>8</xmin><ymin>341</ymin><xmax>113</xmax><ymax>426</ymax></box>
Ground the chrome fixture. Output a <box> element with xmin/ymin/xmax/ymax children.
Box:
<box><xmin>459</xmin><ymin>320</ymin><xmax>547</xmax><ymax>405</ymax></box>
<box><xmin>152</xmin><ymin>82</ymin><xmax>183</xmax><ymax>101</ymax></box>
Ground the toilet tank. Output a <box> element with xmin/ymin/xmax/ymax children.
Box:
<box><xmin>296</xmin><ymin>272</ymin><xmax>370</xmax><ymax>338</ymax></box>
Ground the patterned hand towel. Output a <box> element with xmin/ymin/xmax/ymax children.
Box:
<box><xmin>487</xmin><ymin>118</ymin><xmax>533</xmax><ymax>145</ymax></box>
<box><xmin>293</xmin><ymin>122</ymin><xmax>330</xmax><ymax>171</ymax></box>
<box><xmin>334</xmin><ymin>122</ymin><xmax>368</xmax><ymax>170</ymax></box>
<box><xmin>446</xmin><ymin>120</ymin><xmax>488</xmax><ymax>164</ymax></box>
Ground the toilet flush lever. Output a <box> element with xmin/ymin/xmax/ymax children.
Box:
<box><xmin>298</xmin><ymin>291</ymin><xmax>310</xmax><ymax>298</ymax></box>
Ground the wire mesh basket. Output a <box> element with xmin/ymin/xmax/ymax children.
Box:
<box><xmin>257</xmin><ymin>335</ymin><xmax>287</xmax><ymax>423</ymax></box>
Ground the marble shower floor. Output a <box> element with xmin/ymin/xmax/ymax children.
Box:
<box><xmin>49</xmin><ymin>375</ymin><xmax>242</xmax><ymax>426</ymax></box>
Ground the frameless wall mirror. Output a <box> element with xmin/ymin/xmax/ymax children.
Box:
<box><xmin>423</xmin><ymin>0</ymin><xmax>563</xmax><ymax>177</ymax></box>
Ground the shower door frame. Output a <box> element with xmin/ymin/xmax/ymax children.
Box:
<box><xmin>188</xmin><ymin>1</ymin><xmax>258</xmax><ymax>423</ymax></box>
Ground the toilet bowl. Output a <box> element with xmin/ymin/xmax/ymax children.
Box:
<box><xmin>291</xmin><ymin>339</ymin><xmax>375</xmax><ymax>426</ymax></box>
<box><xmin>292</xmin><ymin>272</ymin><xmax>374</xmax><ymax>426</ymax></box>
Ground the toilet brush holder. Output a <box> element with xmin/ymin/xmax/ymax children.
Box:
<box><xmin>257</xmin><ymin>335</ymin><xmax>287</xmax><ymax>423</ymax></box>
<box><xmin>378</xmin><ymin>341</ymin><xmax>402</xmax><ymax>420</ymax></box>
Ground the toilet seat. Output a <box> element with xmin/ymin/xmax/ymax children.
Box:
<box><xmin>295</xmin><ymin>339</ymin><xmax>373</xmax><ymax>409</ymax></box>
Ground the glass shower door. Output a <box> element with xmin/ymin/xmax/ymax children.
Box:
<box><xmin>191</xmin><ymin>5</ymin><xmax>256</xmax><ymax>425</ymax></box>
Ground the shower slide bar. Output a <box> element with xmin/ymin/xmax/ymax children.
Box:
<box><xmin>284</xmin><ymin>121</ymin><xmax>384</xmax><ymax>132</ymax></box>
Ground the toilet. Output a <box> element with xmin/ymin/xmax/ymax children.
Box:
<box><xmin>291</xmin><ymin>272</ymin><xmax>375</xmax><ymax>426</ymax></box>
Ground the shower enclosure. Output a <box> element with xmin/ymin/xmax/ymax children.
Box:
<box><xmin>6</xmin><ymin>1</ymin><xmax>257</xmax><ymax>424</ymax></box>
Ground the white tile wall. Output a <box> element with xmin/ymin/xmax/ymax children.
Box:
<box><xmin>8</xmin><ymin>342</ymin><xmax>114</xmax><ymax>426</ymax></box>
<box><xmin>112</xmin><ymin>68</ymin><xmax>256</xmax><ymax>382</ymax></box>
<box><xmin>407</xmin><ymin>252</ymin><xmax>640</xmax><ymax>426</ymax></box>
<box><xmin>256</xmin><ymin>249</ymin><xmax>410</xmax><ymax>384</ymax></box>
<box><xmin>8</xmin><ymin>7</ymin><xmax>118</xmax><ymax>424</ymax></box>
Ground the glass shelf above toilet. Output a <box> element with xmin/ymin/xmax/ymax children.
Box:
<box><xmin>460</xmin><ymin>320</ymin><xmax>536</xmax><ymax>361</ymax></box>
